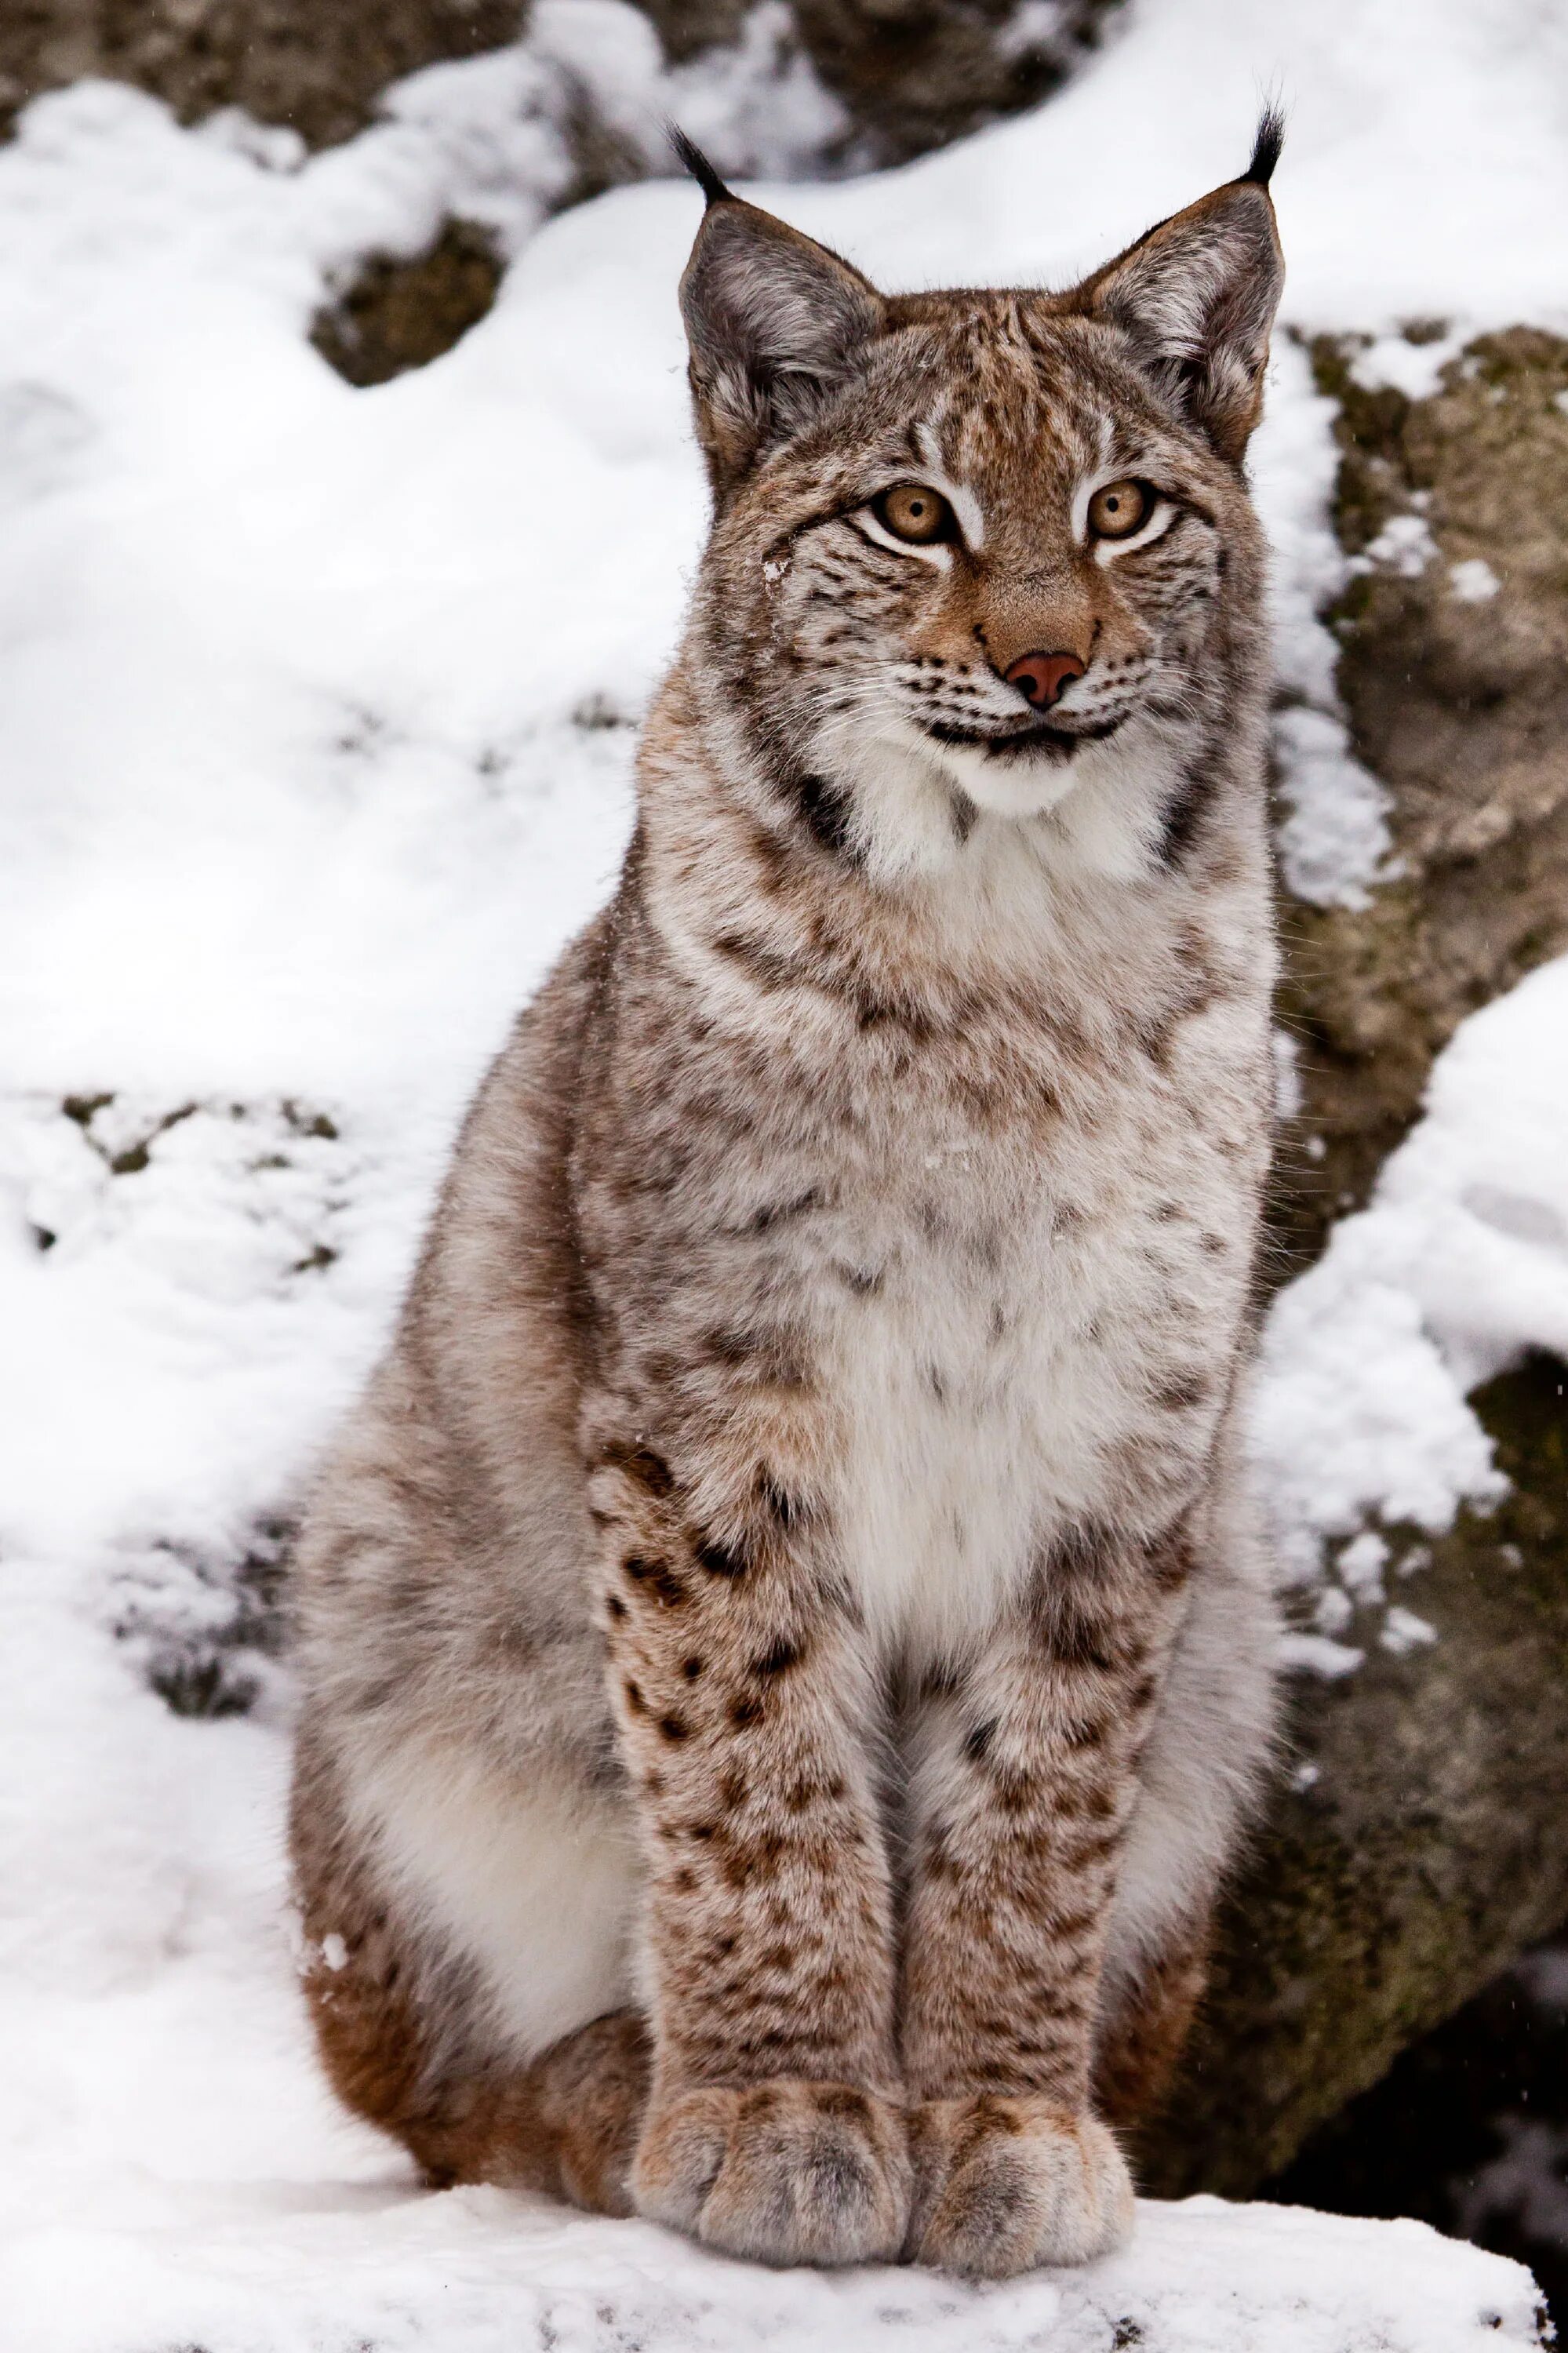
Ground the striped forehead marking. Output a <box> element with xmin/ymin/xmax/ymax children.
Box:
<box><xmin>915</xmin><ymin>421</ymin><xmax>986</xmax><ymax>551</ymax></box>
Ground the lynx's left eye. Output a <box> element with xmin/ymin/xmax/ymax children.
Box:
<box><xmin>1088</xmin><ymin>478</ymin><xmax>1155</xmax><ymax>540</ymax></box>
<box><xmin>872</xmin><ymin>485</ymin><xmax>957</xmax><ymax>544</ymax></box>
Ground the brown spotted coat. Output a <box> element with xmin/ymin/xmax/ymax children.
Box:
<box><xmin>290</xmin><ymin>121</ymin><xmax>1286</xmax><ymax>2276</ymax></box>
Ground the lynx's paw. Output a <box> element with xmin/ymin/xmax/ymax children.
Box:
<box><xmin>632</xmin><ymin>2078</ymin><xmax>912</xmax><ymax>2266</ymax></box>
<box><xmin>907</xmin><ymin>2095</ymin><xmax>1133</xmax><ymax>2276</ymax></box>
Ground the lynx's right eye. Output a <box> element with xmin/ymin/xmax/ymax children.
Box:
<box><xmin>1087</xmin><ymin>478</ymin><xmax>1154</xmax><ymax>540</ymax></box>
<box><xmin>872</xmin><ymin>485</ymin><xmax>956</xmax><ymax>545</ymax></box>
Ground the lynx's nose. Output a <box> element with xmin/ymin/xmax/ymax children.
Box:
<box><xmin>1005</xmin><ymin>650</ymin><xmax>1086</xmax><ymax>709</ymax></box>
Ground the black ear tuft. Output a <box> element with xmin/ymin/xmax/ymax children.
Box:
<box><xmin>1242</xmin><ymin>104</ymin><xmax>1285</xmax><ymax>188</ymax></box>
<box><xmin>1077</xmin><ymin>133</ymin><xmax>1286</xmax><ymax>463</ymax></box>
<box><xmin>669</xmin><ymin>126</ymin><xmax>734</xmax><ymax>210</ymax></box>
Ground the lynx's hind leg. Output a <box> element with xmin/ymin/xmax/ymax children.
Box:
<box><xmin>1092</xmin><ymin>1911</ymin><xmax>1212</xmax><ymax>2130</ymax></box>
<box><xmin>292</xmin><ymin>1733</ymin><xmax>649</xmax><ymax>2210</ymax></box>
<box><xmin>409</xmin><ymin>2010</ymin><xmax>652</xmax><ymax>2209</ymax></box>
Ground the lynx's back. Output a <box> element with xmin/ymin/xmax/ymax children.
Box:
<box><xmin>291</xmin><ymin>121</ymin><xmax>1286</xmax><ymax>2275</ymax></box>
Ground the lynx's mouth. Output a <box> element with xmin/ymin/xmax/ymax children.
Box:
<box><xmin>917</xmin><ymin>713</ymin><xmax>1127</xmax><ymax>766</ymax></box>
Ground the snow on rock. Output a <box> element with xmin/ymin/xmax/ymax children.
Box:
<box><xmin>285</xmin><ymin>0</ymin><xmax>856</xmax><ymax>267</ymax></box>
<box><xmin>1252</xmin><ymin>333</ymin><xmax>1399</xmax><ymax>911</ymax></box>
<box><xmin>1253</xmin><ymin>952</ymin><xmax>1568</xmax><ymax>1606</ymax></box>
<box><xmin>2</xmin><ymin>0</ymin><xmax>1568</xmax><ymax>2337</ymax></box>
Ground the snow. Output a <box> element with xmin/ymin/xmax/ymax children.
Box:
<box><xmin>2</xmin><ymin>0</ymin><xmax>1566</xmax><ymax>2341</ymax></box>
<box><xmin>1355</xmin><ymin>511</ymin><xmax>1439</xmax><ymax>579</ymax></box>
<box><xmin>1380</xmin><ymin>1606</ymin><xmax>1439</xmax><ymax>1657</ymax></box>
<box><xmin>0</xmin><ymin>2184</ymin><xmax>1545</xmax><ymax>2353</ymax></box>
<box><xmin>1277</xmin><ymin>1631</ymin><xmax>1365</xmax><ymax>1681</ymax></box>
<box><xmin>1450</xmin><ymin>555</ymin><xmax>1502</xmax><ymax>603</ymax></box>
<box><xmin>1336</xmin><ymin>1532</ymin><xmax>1391</xmax><ymax>1602</ymax></box>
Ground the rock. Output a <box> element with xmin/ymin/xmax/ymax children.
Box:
<box><xmin>311</xmin><ymin>221</ymin><xmax>505</xmax><ymax>387</ymax></box>
<box><xmin>1142</xmin><ymin>1349</ymin><xmax>1568</xmax><ymax>2199</ymax></box>
<box><xmin>1147</xmin><ymin>326</ymin><xmax>1568</xmax><ymax>2198</ymax></box>
<box><xmin>1268</xmin><ymin>329</ymin><xmax>1568</xmax><ymax>1277</ymax></box>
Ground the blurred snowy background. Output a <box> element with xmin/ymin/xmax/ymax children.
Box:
<box><xmin>1</xmin><ymin>2</ymin><xmax>1566</xmax><ymax>2345</ymax></box>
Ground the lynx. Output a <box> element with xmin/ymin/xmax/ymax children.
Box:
<box><xmin>290</xmin><ymin>116</ymin><xmax>1286</xmax><ymax>2278</ymax></box>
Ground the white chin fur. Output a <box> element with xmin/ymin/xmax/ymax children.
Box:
<box><xmin>929</xmin><ymin>732</ymin><xmax>1087</xmax><ymax>818</ymax></box>
<box><xmin>810</xmin><ymin>708</ymin><xmax>1171</xmax><ymax>886</ymax></box>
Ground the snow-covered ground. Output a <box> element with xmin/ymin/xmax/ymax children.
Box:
<box><xmin>2</xmin><ymin>0</ymin><xmax>1566</xmax><ymax>2343</ymax></box>
<box><xmin>1</xmin><ymin>2175</ymin><xmax>1546</xmax><ymax>2352</ymax></box>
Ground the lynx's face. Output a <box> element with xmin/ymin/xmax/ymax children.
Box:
<box><xmin>717</xmin><ymin>306</ymin><xmax>1243</xmax><ymax>827</ymax></box>
<box><xmin>675</xmin><ymin>133</ymin><xmax>1283</xmax><ymax>871</ymax></box>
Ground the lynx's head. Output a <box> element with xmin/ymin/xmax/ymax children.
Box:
<box><xmin>673</xmin><ymin>121</ymin><xmax>1284</xmax><ymax>882</ymax></box>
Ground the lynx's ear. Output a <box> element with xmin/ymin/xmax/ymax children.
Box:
<box><xmin>1079</xmin><ymin>111</ymin><xmax>1286</xmax><ymax>464</ymax></box>
<box><xmin>672</xmin><ymin>130</ymin><xmax>884</xmax><ymax>500</ymax></box>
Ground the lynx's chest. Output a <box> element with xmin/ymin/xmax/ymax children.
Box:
<box><xmin>815</xmin><ymin>1010</ymin><xmax>1266</xmax><ymax>1664</ymax></box>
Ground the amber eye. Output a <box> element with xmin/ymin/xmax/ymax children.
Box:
<box><xmin>872</xmin><ymin>484</ymin><xmax>956</xmax><ymax>545</ymax></box>
<box><xmin>1087</xmin><ymin>478</ymin><xmax>1155</xmax><ymax>540</ymax></box>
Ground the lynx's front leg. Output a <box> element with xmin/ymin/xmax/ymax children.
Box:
<box><xmin>900</xmin><ymin>1529</ymin><xmax>1191</xmax><ymax>2276</ymax></box>
<box><xmin>590</xmin><ymin>1435</ymin><xmax>910</xmax><ymax>2267</ymax></box>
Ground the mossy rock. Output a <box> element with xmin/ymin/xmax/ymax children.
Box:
<box><xmin>1268</xmin><ymin>329</ymin><xmax>1568</xmax><ymax>1278</ymax></box>
<box><xmin>1174</xmin><ymin>327</ymin><xmax>1568</xmax><ymax>2195</ymax></box>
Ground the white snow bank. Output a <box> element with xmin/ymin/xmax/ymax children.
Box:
<box><xmin>2</xmin><ymin>0</ymin><xmax>1568</xmax><ymax>2337</ymax></box>
<box><xmin>1253</xmin><ymin>954</ymin><xmax>1568</xmax><ymax>1617</ymax></box>
<box><xmin>0</xmin><ymin>2182</ymin><xmax>1545</xmax><ymax>2353</ymax></box>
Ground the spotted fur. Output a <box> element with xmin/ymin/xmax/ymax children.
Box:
<box><xmin>289</xmin><ymin>126</ymin><xmax>1286</xmax><ymax>2276</ymax></box>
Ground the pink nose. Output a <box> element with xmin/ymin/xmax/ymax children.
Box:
<box><xmin>1005</xmin><ymin>650</ymin><xmax>1086</xmax><ymax>709</ymax></box>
